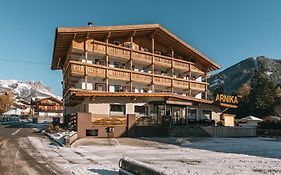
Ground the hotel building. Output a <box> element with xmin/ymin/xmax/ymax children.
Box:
<box><xmin>51</xmin><ymin>23</ymin><xmax>235</xmax><ymax>137</ymax></box>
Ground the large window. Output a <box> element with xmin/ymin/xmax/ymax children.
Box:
<box><xmin>134</xmin><ymin>106</ymin><xmax>148</xmax><ymax>115</ymax></box>
<box><xmin>110</xmin><ymin>104</ymin><xmax>125</xmax><ymax>113</ymax></box>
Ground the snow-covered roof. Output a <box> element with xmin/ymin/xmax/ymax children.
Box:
<box><xmin>239</xmin><ymin>116</ymin><xmax>263</xmax><ymax>122</ymax></box>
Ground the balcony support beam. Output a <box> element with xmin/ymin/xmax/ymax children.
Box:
<box><xmin>151</xmin><ymin>34</ymin><xmax>155</xmax><ymax>92</ymax></box>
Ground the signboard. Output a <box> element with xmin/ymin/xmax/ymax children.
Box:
<box><xmin>215</xmin><ymin>94</ymin><xmax>239</xmax><ymax>104</ymax></box>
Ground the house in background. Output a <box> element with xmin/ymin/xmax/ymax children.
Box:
<box><xmin>32</xmin><ymin>97</ymin><xmax>63</xmax><ymax>123</ymax></box>
<box><xmin>51</xmin><ymin>23</ymin><xmax>237</xmax><ymax>138</ymax></box>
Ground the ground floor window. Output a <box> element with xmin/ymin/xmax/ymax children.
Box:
<box><xmin>110</xmin><ymin>104</ymin><xmax>125</xmax><ymax>114</ymax></box>
<box><xmin>134</xmin><ymin>106</ymin><xmax>148</xmax><ymax>115</ymax></box>
<box><xmin>188</xmin><ymin>108</ymin><xmax>197</xmax><ymax>121</ymax></box>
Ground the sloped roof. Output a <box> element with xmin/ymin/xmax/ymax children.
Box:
<box><xmin>239</xmin><ymin>116</ymin><xmax>263</xmax><ymax>122</ymax></box>
<box><xmin>52</xmin><ymin>24</ymin><xmax>220</xmax><ymax>70</ymax></box>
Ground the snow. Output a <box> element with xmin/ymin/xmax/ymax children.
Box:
<box><xmin>28</xmin><ymin>137</ymin><xmax>281</xmax><ymax>175</ymax></box>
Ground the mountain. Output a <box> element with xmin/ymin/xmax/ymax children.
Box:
<box><xmin>209</xmin><ymin>56</ymin><xmax>281</xmax><ymax>94</ymax></box>
<box><xmin>0</xmin><ymin>80</ymin><xmax>59</xmax><ymax>102</ymax></box>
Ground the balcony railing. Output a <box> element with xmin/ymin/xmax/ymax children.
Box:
<box><xmin>87</xmin><ymin>66</ymin><xmax>106</xmax><ymax>78</ymax></box>
<box><xmin>72</xmin><ymin>40</ymin><xmax>205</xmax><ymax>74</ymax></box>
<box><xmin>108</xmin><ymin>46</ymin><xmax>130</xmax><ymax>59</ymax></box>
<box><xmin>66</xmin><ymin>61</ymin><xmax>208</xmax><ymax>92</ymax></box>
<box><xmin>173</xmin><ymin>79</ymin><xmax>189</xmax><ymax>89</ymax></box>
<box><xmin>190</xmin><ymin>81</ymin><xmax>206</xmax><ymax>91</ymax></box>
<box><xmin>131</xmin><ymin>73</ymin><xmax>152</xmax><ymax>84</ymax></box>
<box><xmin>154</xmin><ymin>76</ymin><xmax>172</xmax><ymax>87</ymax></box>
<box><xmin>154</xmin><ymin>55</ymin><xmax>172</xmax><ymax>67</ymax></box>
<box><xmin>131</xmin><ymin>51</ymin><xmax>152</xmax><ymax>63</ymax></box>
<box><xmin>108</xmin><ymin>69</ymin><xmax>130</xmax><ymax>81</ymax></box>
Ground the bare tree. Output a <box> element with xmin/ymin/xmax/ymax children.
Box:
<box><xmin>0</xmin><ymin>90</ymin><xmax>14</xmax><ymax>115</ymax></box>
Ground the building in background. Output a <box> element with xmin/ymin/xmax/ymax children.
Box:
<box><xmin>51</xmin><ymin>23</ymin><xmax>236</xmax><ymax>137</ymax></box>
<box><xmin>32</xmin><ymin>97</ymin><xmax>63</xmax><ymax>123</ymax></box>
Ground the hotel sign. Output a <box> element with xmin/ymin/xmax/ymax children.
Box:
<box><xmin>215</xmin><ymin>94</ymin><xmax>239</xmax><ymax>104</ymax></box>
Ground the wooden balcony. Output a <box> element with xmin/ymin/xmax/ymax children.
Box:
<box><xmin>71</xmin><ymin>63</ymin><xmax>84</xmax><ymax>75</ymax></box>
<box><xmin>173</xmin><ymin>79</ymin><xmax>189</xmax><ymax>89</ymax></box>
<box><xmin>66</xmin><ymin>61</ymin><xmax>208</xmax><ymax>93</ymax></box>
<box><xmin>174</xmin><ymin>60</ymin><xmax>190</xmax><ymax>71</ymax></box>
<box><xmin>87</xmin><ymin>66</ymin><xmax>106</xmax><ymax>78</ymax></box>
<box><xmin>154</xmin><ymin>55</ymin><xmax>172</xmax><ymax>67</ymax></box>
<box><xmin>190</xmin><ymin>82</ymin><xmax>206</xmax><ymax>91</ymax></box>
<box><xmin>131</xmin><ymin>73</ymin><xmax>152</xmax><ymax>84</ymax></box>
<box><xmin>131</xmin><ymin>51</ymin><xmax>152</xmax><ymax>64</ymax></box>
<box><xmin>108</xmin><ymin>69</ymin><xmax>130</xmax><ymax>81</ymax></box>
<box><xmin>108</xmin><ymin>45</ymin><xmax>130</xmax><ymax>59</ymax></box>
<box><xmin>190</xmin><ymin>64</ymin><xmax>204</xmax><ymax>74</ymax></box>
<box><xmin>72</xmin><ymin>40</ymin><xmax>206</xmax><ymax>75</ymax></box>
<box><xmin>154</xmin><ymin>76</ymin><xmax>172</xmax><ymax>87</ymax></box>
<box><xmin>93</xmin><ymin>43</ymin><xmax>106</xmax><ymax>54</ymax></box>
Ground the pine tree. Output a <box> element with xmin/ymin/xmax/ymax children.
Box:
<box><xmin>248</xmin><ymin>68</ymin><xmax>277</xmax><ymax>116</ymax></box>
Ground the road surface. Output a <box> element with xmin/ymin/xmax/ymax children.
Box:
<box><xmin>0</xmin><ymin>122</ymin><xmax>67</xmax><ymax>175</ymax></box>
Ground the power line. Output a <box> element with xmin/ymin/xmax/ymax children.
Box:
<box><xmin>0</xmin><ymin>58</ymin><xmax>50</xmax><ymax>66</ymax></box>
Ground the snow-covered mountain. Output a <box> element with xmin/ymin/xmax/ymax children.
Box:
<box><xmin>209</xmin><ymin>56</ymin><xmax>281</xmax><ymax>94</ymax></box>
<box><xmin>0</xmin><ymin>80</ymin><xmax>60</xmax><ymax>102</ymax></box>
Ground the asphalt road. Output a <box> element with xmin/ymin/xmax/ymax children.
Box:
<box><xmin>0</xmin><ymin>122</ymin><xmax>67</xmax><ymax>175</ymax></box>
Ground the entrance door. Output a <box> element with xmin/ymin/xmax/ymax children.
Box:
<box><xmin>171</xmin><ymin>106</ymin><xmax>187</xmax><ymax>126</ymax></box>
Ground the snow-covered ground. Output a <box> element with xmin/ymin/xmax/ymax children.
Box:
<box><xmin>28</xmin><ymin>137</ymin><xmax>281</xmax><ymax>175</ymax></box>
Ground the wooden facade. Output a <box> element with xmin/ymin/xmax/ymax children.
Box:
<box><xmin>52</xmin><ymin>24</ymin><xmax>220</xmax><ymax>104</ymax></box>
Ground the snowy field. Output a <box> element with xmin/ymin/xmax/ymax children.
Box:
<box><xmin>28</xmin><ymin>136</ymin><xmax>281</xmax><ymax>175</ymax></box>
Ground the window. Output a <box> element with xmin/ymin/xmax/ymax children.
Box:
<box><xmin>95</xmin><ymin>59</ymin><xmax>105</xmax><ymax>65</ymax></box>
<box><xmin>86</xmin><ymin>129</ymin><xmax>98</xmax><ymax>136</ymax></box>
<box><xmin>135</xmin><ymin>106</ymin><xmax>148</xmax><ymax>115</ymax></box>
<box><xmin>95</xmin><ymin>83</ymin><xmax>106</xmax><ymax>91</ymax></box>
<box><xmin>122</xmin><ymin>86</ymin><xmax>130</xmax><ymax>92</ymax></box>
<box><xmin>188</xmin><ymin>108</ymin><xmax>197</xmax><ymax>121</ymax></box>
<box><xmin>155</xmin><ymin>51</ymin><xmax>162</xmax><ymax>55</ymax></box>
<box><xmin>124</xmin><ymin>42</ymin><xmax>131</xmax><ymax>48</ymax></box>
<box><xmin>114</xmin><ymin>85</ymin><xmax>121</xmax><ymax>92</ymax></box>
<box><xmin>202</xmin><ymin>110</ymin><xmax>212</xmax><ymax>120</ymax></box>
<box><xmin>142</xmin><ymin>47</ymin><xmax>149</xmax><ymax>52</ymax></box>
<box><xmin>143</xmin><ymin>67</ymin><xmax>149</xmax><ymax>73</ymax></box>
<box><xmin>110</xmin><ymin>104</ymin><xmax>125</xmax><ymax>113</ymax></box>
<box><xmin>114</xmin><ymin>62</ymin><xmax>121</xmax><ymax>68</ymax></box>
<box><xmin>113</xmin><ymin>41</ymin><xmax>120</xmax><ymax>45</ymax></box>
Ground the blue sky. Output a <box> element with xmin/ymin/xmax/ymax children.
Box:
<box><xmin>0</xmin><ymin>0</ymin><xmax>280</xmax><ymax>96</ymax></box>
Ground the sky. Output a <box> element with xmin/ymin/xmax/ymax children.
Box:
<box><xmin>0</xmin><ymin>0</ymin><xmax>280</xmax><ymax>96</ymax></box>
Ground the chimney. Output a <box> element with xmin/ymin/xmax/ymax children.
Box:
<box><xmin>88</xmin><ymin>21</ymin><xmax>93</xmax><ymax>27</ymax></box>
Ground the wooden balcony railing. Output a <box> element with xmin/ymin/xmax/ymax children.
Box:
<box><xmin>72</xmin><ymin>40</ymin><xmax>206</xmax><ymax>74</ymax></box>
<box><xmin>93</xmin><ymin>43</ymin><xmax>106</xmax><ymax>54</ymax></box>
<box><xmin>131</xmin><ymin>73</ymin><xmax>152</xmax><ymax>84</ymax></box>
<box><xmin>173</xmin><ymin>79</ymin><xmax>189</xmax><ymax>89</ymax></box>
<box><xmin>87</xmin><ymin>66</ymin><xmax>106</xmax><ymax>78</ymax></box>
<box><xmin>71</xmin><ymin>63</ymin><xmax>84</xmax><ymax>75</ymax></box>
<box><xmin>190</xmin><ymin>82</ymin><xmax>206</xmax><ymax>91</ymax></box>
<box><xmin>190</xmin><ymin>64</ymin><xmax>204</xmax><ymax>74</ymax></box>
<box><xmin>66</xmin><ymin>61</ymin><xmax>208</xmax><ymax>92</ymax></box>
<box><xmin>173</xmin><ymin>60</ymin><xmax>190</xmax><ymax>71</ymax></box>
<box><xmin>131</xmin><ymin>51</ymin><xmax>152</xmax><ymax>63</ymax></box>
<box><xmin>108</xmin><ymin>69</ymin><xmax>130</xmax><ymax>81</ymax></box>
<box><xmin>154</xmin><ymin>76</ymin><xmax>172</xmax><ymax>87</ymax></box>
<box><xmin>108</xmin><ymin>46</ymin><xmax>130</xmax><ymax>59</ymax></box>
<box><xmin>154</xmin><ymin>55</ymin><xmax>172</xmax><ymax>67</ymax></box>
